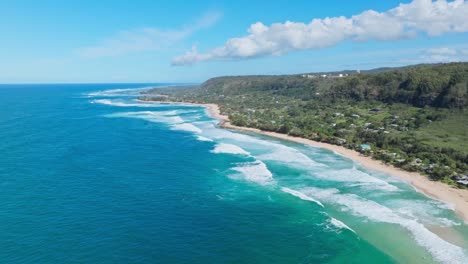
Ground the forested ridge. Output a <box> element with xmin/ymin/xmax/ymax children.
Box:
<box><xmin>142</xmin><ymin>63</ymin><xmax>468</xmax><ymax>186</ymax></box>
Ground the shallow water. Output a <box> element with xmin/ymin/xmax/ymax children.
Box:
<box><xmin>0</xmin><ymin>84</ymin><xmax>467</xmax><ymax>263</ymax></box>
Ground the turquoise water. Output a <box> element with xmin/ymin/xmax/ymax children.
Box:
<box><xmin>0</xmin><ymin>84</ymin><xmax>467</xmax><ymax>263</ymax></box>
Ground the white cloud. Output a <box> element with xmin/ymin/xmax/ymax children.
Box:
<box><xmin>172</xmin><ymin>0</ymin><xmax>468</xmax><ymax>66</ymax></box>
<box><xmin>77</xmin><ymin>11</ymin><xmax>222</xmax><ymax>58</ymax></box>
<box><xmin>426</xmin><ymin>47</ymin><xmax>457</xmax><ymax>55</ymax></box>
<box><xmin>419</xmin><ymin>46</ymin><xmax>468</xmax><ymax>62</ymax></box>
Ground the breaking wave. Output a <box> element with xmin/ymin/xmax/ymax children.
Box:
<box><xmin>232</xmin><ymin>161</ymin><xmax>274</xmax><ymax>185</ymax></box>
<box><xmin>211</xmin><ymin>143</ymin><xmax>251</xmax><ymax>156</ymax></box>
<box><xmin>202</xmin><ymin>127</ymin><xmax>327</xmax><ymax>169</ymax></box>
<box><xmin>196</xmin><ymin>136</ymin><xmax>213</xmax><ymax>142</ymax></box>
<box><xmin>171</xmin><ymin>123</ymin><xmax>202</xmax><ymax>134</ymax></box>
<box><xmin>330</xmin><ymin>217</ymin><xmax>355</xmax><ymax>233</ymax></box>
<box><xmin>86</xmin><ymin>87</ymin><xmax>152</xmax><ymax>97</ymax></box>
<box><xmin>281</xmin><ymin>187</ymin><xmax>324</xmax><ymax>207</ymax></box>
<box><xmin>295</xmin><ymin>187</ymin><xmax>468</xmax><ymax>264</ymax></box>
<box><xmin>91</xmin><ymin>99</ymin><xmax>163</xmax><ymax>107</ymax></box>
<box><xmin>105</xmin><ymin>111</ymin><xmax>184</xmax><ymax>124</ymax></box>
<box><xmin>314</xmin><ymin>167</ymin><xmax>399</xmax><ymax>192</ymax></box>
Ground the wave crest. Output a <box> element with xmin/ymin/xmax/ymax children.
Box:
<box><xmin>232</xmin><ymin>161</ymin><xmax>274</xmax><ymax>185</ymax></box>
<box><xmin>211</xmin><ymin>143</ymin><xmax>250</xmax><ymax>155</ymax></box>
<box><xmin>281</xmin><ymin>187</ymin><xmax>324</xmax><ymax>207</ymax></box>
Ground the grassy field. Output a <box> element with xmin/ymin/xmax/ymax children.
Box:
<box><xmin>415</xmin><ymin>111</ymin><xmax>468</xmax><ymax>152</ymax></box>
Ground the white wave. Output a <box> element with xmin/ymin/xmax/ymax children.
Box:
<box><xmin>232</xmin><ymin>161</ymin><xmax>274</xmax><ymax>185</ymax></box>
<box><xmin>171</xmin><ymin>123</ymin><xmax>202</xmax><ymax>133</ymax></box>
<box><xmin>388</xmin><ymin>199</ymin><xmax>461</xmax><ymax>227</ymax></box>
<box><xmin>330</xmin><ymin>217</ymin><xmax>355</xmax><ymax>233</ymax></box>
<box><xmin>105</xmin><ymin>110</ymin><xmax>206</xmax><ymax>135</ymax></box>
<box><xmin>281</xmin><ymin>187</ymin><xmax>324</xmax><ymax>207</ymax></box>
<box><xmin>92</xmin><ymin>99</ymin><xmax>203</xmax><ymax>117</ymax></box>
<box><xmin>162</xmin><ymin>110</ymin><xmax>180</xmax><ymax>116</ymax></box>
<box><xmin>196</xmin><ymin>136</ymin><xmax>213</xmax><ymax>142</ymax></box>
<box><xmin>92</xmin><ymin>99</ymin><xmax>164</xmax><ymax>108</ymax></box>
<box><xmin>257</xmin><ymin>146</ymin><xmax>325</xmax><ymax>168</ymax></box>
<box><xmin>105</xmin><ymin>111</ymin><xmax>184</xmax><ymax>124</ymax></box>
<box><xmin>314</xmin><ymin>168</ymin><xmax>399</xmax><ymax>192</ymax></box>
<box><xmin>202</xmin><ymin>128</ymin><xmax>327</xmax><ymax>169</ymax></box>
<box><xmin>211</xmin><ymin>143</ymin><xmax>251</xmax><ymax>156</ymax></box>
<box><xmin>297</xmin><ymin>187</ymin><xmax>467</xmax><ymax>264</ymax></box>
<box><xmin>86</xmin><ymin>87</ymin><xmax>152</xmax><ymax>97</ymax></box>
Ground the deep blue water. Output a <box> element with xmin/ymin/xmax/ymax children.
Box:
<box><xmin>0</xmin><ymin>84</ymin><xmax>467</xmax><ymax>263</ymax></box>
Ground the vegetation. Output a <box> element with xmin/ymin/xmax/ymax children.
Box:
<box><xmin>141</xmin><ymin>63</ymin><xmax>468</xmax><ymax>187</ymax></box>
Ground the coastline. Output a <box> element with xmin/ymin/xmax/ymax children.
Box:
<box><xmin>140</xmin><ymin>100</ymin><xmax>468</xmax><ymax>222</ymax></box>
<box><xmin>202</xmin><ymin>103</ymin><xmax>468</xmax><ymax>222</ymax></box>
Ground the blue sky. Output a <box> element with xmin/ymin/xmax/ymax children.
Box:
<box><xmin>1</xmin><ymin>0</ymin><xmax>467</xmax><ymax>83</ymax></box>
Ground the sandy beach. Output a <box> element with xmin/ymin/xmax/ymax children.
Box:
<box><xmin>201</xmin><ymin>103</ymin><xmax>468</xmax><ymax>222</ymax></box>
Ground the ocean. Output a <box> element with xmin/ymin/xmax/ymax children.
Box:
<box><xmin>0</xmin><ymin>84</ymin><xmax>467</xmax><ymax>263</ymax></box>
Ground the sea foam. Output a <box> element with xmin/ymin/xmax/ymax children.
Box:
<box><xmin>204</xmin><ymin>128</ymin><xmax>327</xmax><ymax>169</ymax></box>
<box><xmin>388</xmin><ymin>199</ymin><xmax>461</xmax><ymax>227</ymax></box>
<box><xmin>171</xmin><ymin>123</ymin><xmax>202</xmax><ymax>134</ymax></box>
<box><xmin>330</xmin><ymin>217</ymin><xmax>356</xmax><ymax>233</ymax></box>
<box><xmin>196</xmin><ymin>136</ymin><xmax>213</xmax><ymax>142</ymax></box>
<box><xmin>92</xmin><ymin>99</ymin><xmax>160</xmax><ymax>107</ymax></box>
<box><xmin>314</xmin><ymin>167</ymin><xmax>399</xmax><ymax>192</ymax></box>
<box><xmin>86</xmin><ymin>87</ymin><xmax>152</xmax><ymax>97</ymax></box>
<box><xmin>211</xmin><ymin>143</ymin><xmax>251</xmax><ymax>156</ymax></box>
<box><xmin>297</xmin><ymin>187</ymin><xmax>468</xmax><ymax>264</ymax></box>
<box><xmin>257</xmin><ymin>146</ymin><xmax>326</xmax><ymax>169</ymax></box>
<box><xmin>104</xmin><ymin>111</ymin><xmax>185</xmax><ymax>126</ymax></box>
<box><xmin>232</xmin><ymin>161</ymin><xmax>274</xmax><ymax>185</ymax></box>
<box><xmin>281</xmin><ymin>187</ymin><xmax>324</xmax><ymax>207</ymax></box>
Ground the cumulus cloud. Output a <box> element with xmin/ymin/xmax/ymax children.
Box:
<box><xmin>77</xmin><ymin>11</ymin><xmax>222</xmax><ymax>58</ymax></box>
<box><xmin>172</xmin><ymin>0</ymin><xmax>468</xmax><ymax>66</ymax></box>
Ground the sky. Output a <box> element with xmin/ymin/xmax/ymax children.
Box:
<box><xmin>0</xmin><ymin>0</ymin><xmax>467</xmax><ymax>83</ymax></box>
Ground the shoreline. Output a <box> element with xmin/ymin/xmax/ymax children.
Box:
<box><xmin>139</xmin><ymin>99</ymin><xmax>468</xmax><ymax>222</ymax></box>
